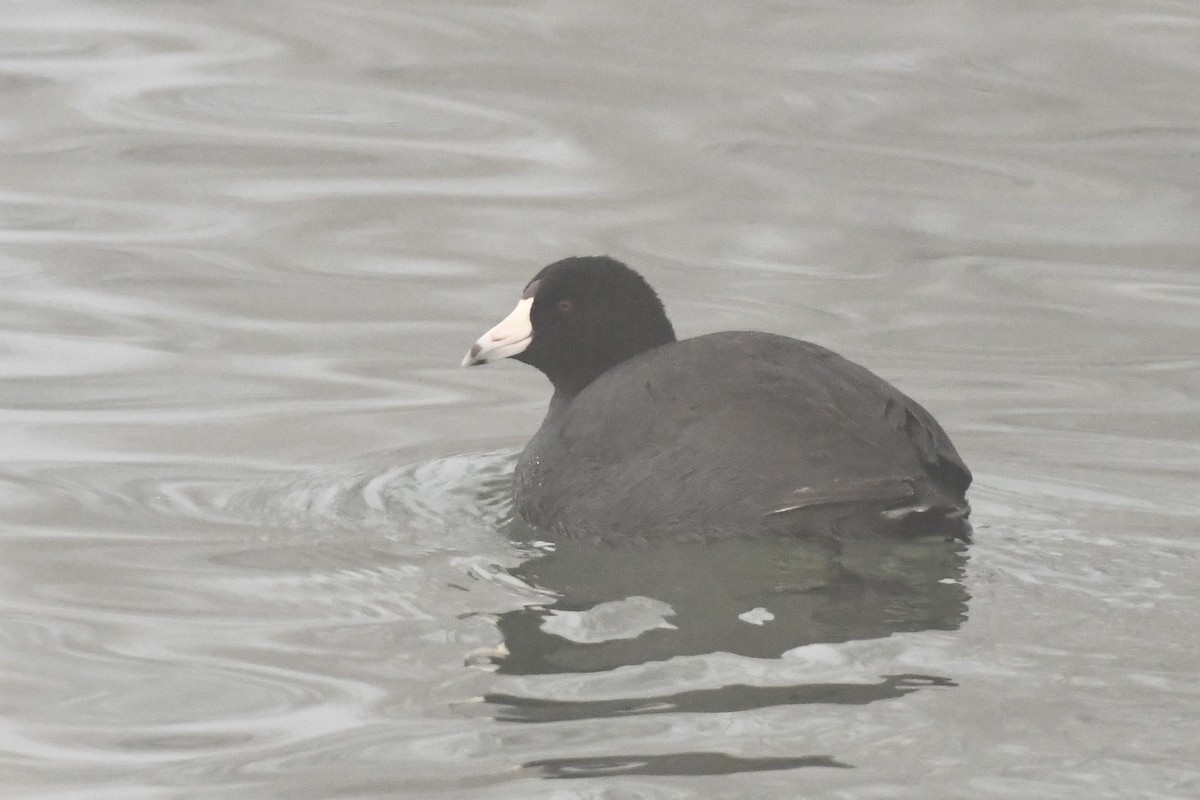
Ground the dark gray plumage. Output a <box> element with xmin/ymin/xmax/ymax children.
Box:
<box><xmin>465</xmin><ymin>256</ymin><xmax>971</xmax><ymax>543</ymax></box>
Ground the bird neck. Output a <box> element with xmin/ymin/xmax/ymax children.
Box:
<box><xmin>547</xmin><ymin>326</ymin><xmax>676</xmax><ymax>404</ymax></box>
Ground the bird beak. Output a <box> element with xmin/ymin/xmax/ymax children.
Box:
<box><xmin>462</xmin><ymin>296</ymin><xmax>534</xmax><ymax>366</ymax></box>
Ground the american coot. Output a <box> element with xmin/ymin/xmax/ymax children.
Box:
<box><xmin>464</xmin><ymin>256</ymin><xmax>971</xmax><ymax>543</ymax></box>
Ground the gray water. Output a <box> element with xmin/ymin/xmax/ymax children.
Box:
<box><xmin>3</xmin><ymin>1</ymin><xmax>1199</xmax><ymax>797</ymax></box>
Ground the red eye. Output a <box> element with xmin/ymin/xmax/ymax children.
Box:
<box><xmin>558</xmin><ymin>299</ymin><xmax>575</xmax><ymax>313</ymax></box>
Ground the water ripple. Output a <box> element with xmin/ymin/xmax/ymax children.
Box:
<box><xmin>3</xmin><ymin>0</ymin><xmax>1199</xmax><ymax>795</ymax></box>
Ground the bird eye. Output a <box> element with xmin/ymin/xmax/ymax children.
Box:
<box><xmin>558</xmin><ymin>299</ymin><xmax>575</xmax><ymax>313</ymax></box>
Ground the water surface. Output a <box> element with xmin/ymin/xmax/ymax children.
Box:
<box><xmin>2</xmin><ymin>1</ymin><xmax>1199</xmax><ymax>798</ymax></box>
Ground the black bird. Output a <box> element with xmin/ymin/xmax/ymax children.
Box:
<box><xmin>464</xmin><ymin>256</ymin><xmax>971</xmax><ymax>543</ymax></box>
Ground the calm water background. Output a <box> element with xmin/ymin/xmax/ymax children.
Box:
<box><xmin>3</xmin><ymin>1</ymin><xmax>1199</xmax><ymax>797</ymax></box>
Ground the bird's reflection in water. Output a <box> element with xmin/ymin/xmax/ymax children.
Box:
<box><xmin>524</xmin><ymin>751</ymin><xmax>852</xmax><ymax>779</ymax></box>
<box><xmin>480</xmin><ymin>525</ymin><xmax>969</xmax><ymax>776</ymax></box>
<box><xmin>493</xmin><ymin>532</ymin><xmax>969</xmax><ymax>675</ymax></box>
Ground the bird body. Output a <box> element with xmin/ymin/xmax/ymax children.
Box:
<box><xmin>465</xmin><ymin>257</ymin><xmax>971</xmax><ymax>542</ymax></box>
